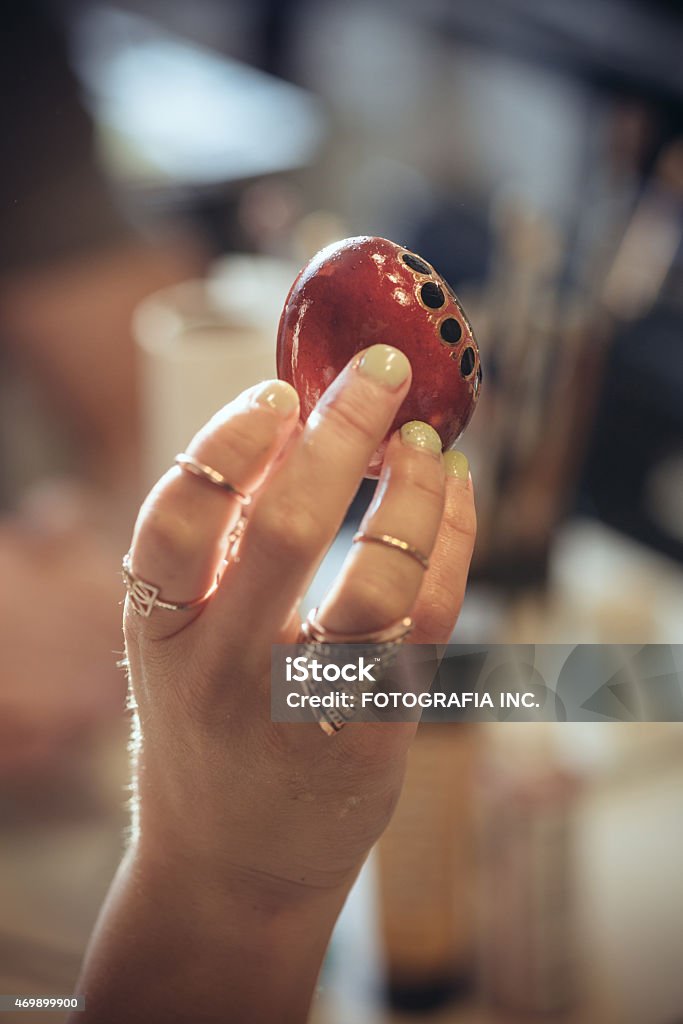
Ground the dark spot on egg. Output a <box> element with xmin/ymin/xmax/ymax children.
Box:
<box><xmin>439</xmin><ymin>317</ymin><xmax>462</xmax><ymax>344</ymax></box>
<box><xmin>443</xmin><ymin>278</ymin><xmax>475</xmax><ymax>334</ymax></box>
<box><xmin>460</xmin><ymin>346</ymin><xmax>475</xmax><ymax>378</ymax></box>
<box><xmin>420</xmin><ymin>282</ymin><xmax>445</xmax><ymax>309</ymax></box>
<box><xmin>402</xmin><ymin>253</ymin><xmax>432</xmax><ymax>275</ymax></box>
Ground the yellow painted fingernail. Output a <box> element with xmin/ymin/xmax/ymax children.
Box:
<box><xmin>357</xmin><ymin>344</ymin><xmax>411</xmax><ymax>389</ymax></box>
<box><xmin>254</xmin><ymin>380</ymin><xmax>299</xmax><ymax>416</ymax></box>
<box><xmin>400</xmin><ymin>420</ymin><xmax>443</xmax><ymax>456</ymax></box>
<box><xmin>444</xmin><ymin>450</ymin><xmax>469</xmax><ymax>480</ymax></box>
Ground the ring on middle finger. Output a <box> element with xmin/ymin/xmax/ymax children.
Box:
<box><xmin>175</xmin><ymin>453</ymin><xmax>252</xmax><ymax>504</ymax></box>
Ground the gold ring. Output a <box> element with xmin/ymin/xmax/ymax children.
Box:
<box><xmin>297</xmin><ymin>610</ymin><xmax>413</xmax><ymax>735</ymax></box>
<box><xmin>300</xmin><ymin>609</ymin><xmax>413</xmax><ymax>645</ymax></box>
<box><xmin>175</xmin><ymin>454</ymin><xmax>251</xmax><ymax>505</ymax></box>
<box><xmin>352</xmin><ymin>531</ymin><xmax>429</xmax><ymax>571</ymax></box>
<box><xmin>122</xmin><ymin>552</ymin><xmax>218</xmax><ymax>617</ymax></box>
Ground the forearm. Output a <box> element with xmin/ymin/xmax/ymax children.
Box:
<box><xmin>71</xmin><ymin>842</ymin><xmax>349</xmax><ymax>1024</ymax></box>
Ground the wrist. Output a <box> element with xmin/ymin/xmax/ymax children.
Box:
<box><xmin>75</xmin><ymin>841</ymin><xmax>352</xmax><ymax>1024</ymax></box>
<box><xmin>133</xmin><ymin>757</ymin><xmax>365</xmax><ymax>899</ymax></box>
<box><xmin>131</xmin><ymin>838</ymin><xmax>350</xmax><ymax>1023</ymax></box>
<box><xmin>132</xmin><ymin>827</ymin><xmax>353</xmax><ymax>926</ymax></box>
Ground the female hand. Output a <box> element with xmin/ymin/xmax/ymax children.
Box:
<box><xmin>74</xmin><ymin>344</ymin><xmax>476</xmax><ymax>1024</ymax></box>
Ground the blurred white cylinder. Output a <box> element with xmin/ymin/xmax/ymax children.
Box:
<box><xmin>133</xmin><ymin>255</ymin><xmax>298</xmax><ymax>486</ymax></box>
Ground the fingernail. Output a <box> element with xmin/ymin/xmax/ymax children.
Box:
<box><xmin>357</xmin><ymin>344</ymin><xmax>410</xmax><ymax>389</ymax></box>
<box><xmin>444</xmin><ymin>450</ymin><xmax>469</xmax><ymax>480</ymax></box>
<box><xmin>400</xmin><ymin>420</ymin><xmax>443</xmax><ymax>456</ymax></box>
<box><xmin>254</xmin><ymin>380</ymin><xmax>299</xmax><ymax>417</ymax></box>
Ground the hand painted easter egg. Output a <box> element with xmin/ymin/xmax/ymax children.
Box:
<box><xmin>276</xmin><ymin>236</ymin><xmax>481</xmax><ymax>476</ymax></box>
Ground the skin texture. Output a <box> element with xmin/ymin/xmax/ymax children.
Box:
<box><xmin>70</xmin><ymin>346</ymin><xmax>477</xmax><ymax>1024</ymax></box>
<box><xmin>277</xmin><ymin>236</ymin><xmax>482</xmax><ymax>476</ymax></box>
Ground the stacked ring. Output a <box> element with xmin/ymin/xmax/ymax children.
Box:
<box><xmin>123</xmin><ymin>453</ymin><xmax>252</xmax><ymax>617</ymax></box>
<box><xmin>300</xmin><ymin>609</ymin><xmax>413</xmax><ymax>645</ymax></box>
<box><xmin>297</xmin><ymin>609</ymin><xmax>414</xmax><ymax>735</ymax></box>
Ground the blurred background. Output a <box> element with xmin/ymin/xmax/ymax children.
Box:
<box><xmin>1</xmin><ymin>1</ymin><xmax>682</xmax><ymax>1022</ymax></box>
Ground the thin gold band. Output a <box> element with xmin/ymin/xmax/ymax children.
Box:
<box><xmin>300</xmin><ymin>608</ymin><xmax>413</xmax><ymax>645</ymax></box>
<box><xmin>175</xmin><ymin>453</ymin><xmax>251</xmax><ymax>505</ymax></box>
<box><xmin>352</xmin><ymin>531</ymin><xmax>430</xmax><ymax>571</ymax></box>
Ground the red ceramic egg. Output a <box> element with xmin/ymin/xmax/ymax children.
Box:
<box><xmin>276</xmin><ymin>236</ymin><xmax>482</xmax><ymax>477</ymax></box>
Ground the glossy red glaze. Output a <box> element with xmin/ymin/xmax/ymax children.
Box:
<box><xmin>276</xmin><ymin>236</ymin><xmax>481</xmax><ymax>477</ymax></box>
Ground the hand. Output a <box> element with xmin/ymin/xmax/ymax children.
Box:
<box><xmin>75</xmin><ymin>344</ymin><xmax>476</xmax><ymax>1023</ymax></box>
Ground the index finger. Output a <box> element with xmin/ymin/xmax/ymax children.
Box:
<box><xmin>207</xmin><ymin>344</ymin><xmax>412</xmax><ymax>643</ymax></box>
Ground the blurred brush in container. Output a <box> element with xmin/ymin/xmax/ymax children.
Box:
<box><xmin>476</xmin><ymin>724</ymin><xmax>583</xmax><ymax>1017</ymax></box>
<box><xmin>376</xmin><ymin>724</ymin><xmax>479</xmax><ymax>1013</ymax></box>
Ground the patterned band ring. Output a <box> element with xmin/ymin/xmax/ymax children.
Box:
<box><xmin>121</xmin><ymin>553</ymin><xmax>219</xmax><ymax>617</ymax></box>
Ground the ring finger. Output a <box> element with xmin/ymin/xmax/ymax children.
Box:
<box><xmin>315</xmin><ymin>421</ymin><xmax>445</xmax><ymax>636</ymax></box>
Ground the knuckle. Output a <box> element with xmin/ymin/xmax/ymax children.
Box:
<box><xmin>198</xmin><ymin>414</ymin><xmax>272</xmax><ymax>479</ymax></box>
<box><xmin>323</xmin><ymin>390</ymin><xmax>381</xmax><ymax>449</ymax></box>
<box><xmin>446</xmin><ymin>498</ymin><xmax>477</xmax><ymax>545</ymax></box>
<box><xmin>403</xmin><ymin>462</ymin><xmax>445</xmax><ymax>505</ymax></box>
<box><xmin>450</xmin><ymin>501</ymin><xmax>479</xmax><ymax>544</ymax></box>
<box><xmin>136</xmin><ymin>504</ymin><xmax>197</xmax><ymax>565</ymax></box>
